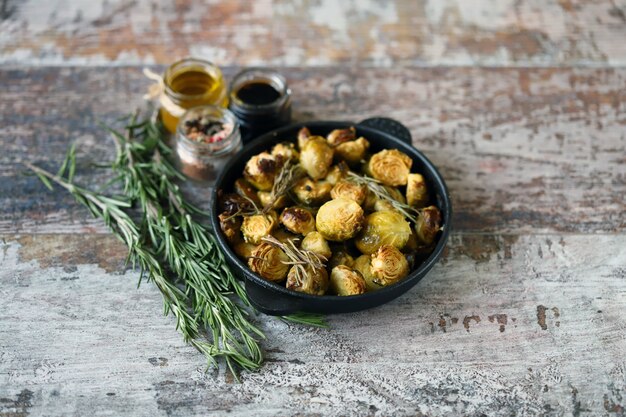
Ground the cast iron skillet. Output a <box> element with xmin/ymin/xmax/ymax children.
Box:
<box><xmin>210</xmin><ymin>118</ymin><xmax>451</xmax><ymax>315</ymax></box>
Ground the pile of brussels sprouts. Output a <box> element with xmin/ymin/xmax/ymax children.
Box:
<box><xmin>218</xmin><ymin>126</ymin><xmax>442</xmax><ymax>296</ymax></box>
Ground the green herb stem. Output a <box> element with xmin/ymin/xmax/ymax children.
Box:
<box><xmin>26</xmin><ymin>114</ymin><xmax>327</xmax><ymax>378</ymax></box>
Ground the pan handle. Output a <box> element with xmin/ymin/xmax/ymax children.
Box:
<box><xmin>358</xmin><ymin>117</ymin><xmax>412</xmax><ymax>146</ymax></box>
<box><xmin>245</xmin><ymin>279</ymin><xmax>303</xmax><ymax>316</ymax></box>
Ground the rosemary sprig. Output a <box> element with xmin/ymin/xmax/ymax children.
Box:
<box><xmin>262</xmin><ymin>160</ymin><xmax>303</xmax><ymax>213</ymax></box>
<box><xmin>117</xmin><ymin>116</ymin><xmax>325</xmax><ymax>328</ymax></box>
<box><xmin>222</xmin><ymin>193</ymin><xmax>261</xmax><ymax>222</ymax></box>
<box><xmin>24</xmin><ymin>157</ymin><xmax>200</xmax><ymax>347</ymax></box>
<box><xmin>107</xmin><ymin>120</ymin><xmax>265</xmax><ymax>373</ymax></box>
<box><xmin>347</xmin><ymin>172</ymin><xmax>419</xmax><ymax>223</ymax></box>
<box><xmin>262</xmin><ymin>235</ymin><xmax>326</xmax><ymax>287</ymax></box>
<box><xmin>26</xmin><ymin>115</ymin><xmax>327</xmax><ymax>377</ymax></box>
<box><xmin>281</xmin><ymin>312</ymin><xmax>328</xmax><ymax>327</ymax></box>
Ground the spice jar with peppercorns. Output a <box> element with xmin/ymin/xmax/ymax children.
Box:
<box><xmin>174</xmin><ymin>105</ymin><xmax>242</xmax><ymax>183</ymax></box>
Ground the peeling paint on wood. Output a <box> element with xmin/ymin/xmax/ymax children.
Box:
<box><xmin>2</xmin><ymin>1</ymin><xmax>626</xmax><ymax>413</ymax></box>
<box><xmin>1</xmin><ymin>0</ymin><xmax>625</xmax><ymax>67</ymax></box>
<box><xmin>16</xmin><ymin>234</ymin><xmax>128</xmax><ymax>273</ymax></box>
<box><xmin>3</xmin><ymin>66</ymin><xmax>625</xmax><ymax>234</ymax></box>
<box><xmin>1</xmin><ymin>233</ymin><xmax>625</xmax><ymax>415</ymax></box>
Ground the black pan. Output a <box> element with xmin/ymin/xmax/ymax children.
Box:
<box><xmin>210</xmin><ymin>118</ymin><xmax>451</xmax><ymax>315</ymax></box>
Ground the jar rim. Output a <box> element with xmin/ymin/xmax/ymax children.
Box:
<box><xmin>228</xmin><ymin>68</ymin><xmax>290</xmax><ymax>112</ymax></box>
<box><xmin>176</xmin><ymin>105</ymin><xmax>241</xmax><ymax>156</ymax></box>
<box><xmin>164</xmin><ymin>57</ymin><xmax>225</xmax><ymax>103</ymax></box>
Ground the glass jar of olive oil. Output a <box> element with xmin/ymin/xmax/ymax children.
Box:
<box><xmin>160</xmin><ymin>58</ymin><xmax>228</xmax><ymax>133</ymax></box>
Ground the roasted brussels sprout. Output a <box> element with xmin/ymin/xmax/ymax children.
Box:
<box><xmin>330</xmin><ymin>180</ymin><xmax>367</xmax><ymax>205</ymax></box>
<box><xmin>234</xmin><ymin>178</ymin><xmax>261</xmax><ymax>206</ymax></box>
<box><xmin>335</xmin><ymin>137</ymin><xmax>369</xmax><ymax>166</ymax></box>
<box><xmin>374</xmin><ymin>187</ymin><xmax>406</xmax><ymax>212</ymax></box>
<box><xmin>330</xmin><ymin>265</ymin><xmax>366</xmax><ymax>296</ymax></box>
<box><xmin>325</xmin><ymin>161</ymin><xmax>349</xmax><ymax>185</ymax></box>
<box><xmin>241</xmin><ymin>212</ymin><xmax>277</xmax><ymax>244</ymax></box>
<box><xmin>218</xmin><ymin>212</ymin><xmax>241</xmax><ymax>244</ymax></box>
<box><xmin>355</xmin><ymin>210</ymin><xmax>411</xmax><ymax>254</ymax></box>
<box><xmin>363</xmin><ymin>190</ymin><xmax>378</xmax><ymax>211</ymax></box>
<box><xmin>328</xmin><ymin>248</ymin><xmax>355</xmax><ymax>269</ymax></box>
<box><xmin>327</xmin><ymin>127</ymin><xmax>356</xmax><ymax>146</ymax></box>
<box><xmin>234</xmin><ymin>241</ymin><xmax>258</xmax><ymax>259</ymax></box>
<box><xmin>415</xmin><ymin>205</ymin><xmax>442</xmax><ymax>245</ymax></box>
<box><xmin>372</xmin><ymin>199</ymin><xmax>395</xmax><ymax>212</ymax></box>
<box><xmin>387</xmin><ymin>187</ymin><xmax>406</xmax><ymax>202</ymax></box>
<box><xmin>219</xmin><ymin>192</ymin><xmax>257</xmax><ymax>216</ymax></box>
<box><xmin>406</xmin><ymin>173</ymin><xmax>428</xmax><ymax>208</ymax></box>
<box><xmin>244</xmin><ymin>152</ymin><xmax>280</xmax><ymax>191</ymax></box>
<box><xmin>370</xmin><ymin>245</ymin><xmax>409</xmax><ymax>286</ymax></box>
<box><xmin>316</xmin><ymin>198</ymin><xmax>365</xmax><ymax>242</ymax></box>
<box><xmin>403</xmin><ymin>228</ymin><xmax>420</xmax><ymax>253</ymax></box>
<box><xmin>404</xmin><ymin>252</ymin><xmax>418</xmax><ymax>270</ymax></box>
<box><xmin>222</xmin><ymin>125</ymin><xmax>443</xmax><ymax>299</ymax></box>
<box><xmin>292</xmin><ymin>177</ymin><xmax>332</xmax><ymax>206</ymax></box>
<box><xmin>258</xmin><ymin>191</ymin><xmax>289</xmax><ymax>210</ymax></box>
<box><xmin>297</xmin><ymin>126</ymin><xmax>312</xmax><ymax>150</ymax></box>
<box><xmin>248</xmin><ymin>243</ymin><xmax>290</xmax><ymax>282</ymax></box>
<box><xmin>286</xmin><ymin>264</ymin><xmax>329</xmax><ymax>295</ymax></box>
<box><xmin>366</xmin><ymin>149</ymin><xmax>412</xmax><ymax>186</ymax></box>
<box><xmin>272</xmin><ymin>142</ymin><xmax>299</xmax><ymax>161</ymax></box>
<box><xmin>363</xmin><ymin>187</ymin><xmax>406</xmax><ymax>212</ymax></box>
<box><xmin>300</xmin><ymin>231</ymin><xmax>332</xmax><ymax>260</ymax></box>
<box><xmin>353</xmin><ymin>255</ymin><xmax>380</xmax><ymax>292</ymax></box>
<box><xmin>272</xmin><ymin>227</ymin><xmax>299</xmax><ymax>245</ymax></box>
<box><xmin>280</xmin><ymin>207</ymin><xmax>316</xmax><ymax>235</ymax></box>
<box><xmin>300</xmin><ymin>137</ymin><xmax>334</xmax><ymax>180</ymax></box>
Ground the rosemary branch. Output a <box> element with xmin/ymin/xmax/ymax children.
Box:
<box><xmin>347</xmin><ymin>172</ymin><xmax>419</xmax><ymax>223</ymax></box>
<box><xmin>261</xmin><ymin>235</ymin><xmax>326</xmax><ymax>287</ymax></box>
<box><xmin>24</xmin><ymin>159</ymin><xmax>200</xmax><ymax>344</ymax></box>
<box><xmin>107</xmin><ymin>120</ymin><xmax>265</xmax><ymax>373</ymax></box>
<box><xmin>262</xmin><ymin>160</ymin><xmax>303</xmax><ymax>213</ymax></box>
<box><xmin>26</xmin><ymin>115</ymin><xmax>327</xmax><ymax>378</ymax></box>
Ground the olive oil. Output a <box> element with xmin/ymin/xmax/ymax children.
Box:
<box><xmin>159</xmin><ymin>59</ymin><xmax>227</xmax><ymax>134</ymax></box>
<box><xmin>170</xmin><ymin>70</ymin><xmax>216</xmax><ymax>96</ymax></box>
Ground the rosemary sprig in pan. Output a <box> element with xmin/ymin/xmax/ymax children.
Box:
<box><xmin>261</xmin><ymin>235</ymin><xmax>326</xmax><ymax>287</ymax></box>
<box><xmin>262</xmin><ymin>160</ymin><xmax>304</xmax><ymax>214</ymax></box>
<box><xmin>347</xmin><ymin>171</ymin><xmax>419</xmax><ymax>223</ymax></box>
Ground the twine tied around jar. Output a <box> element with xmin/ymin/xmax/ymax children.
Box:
<box><xmin>143</xmin><ymin>68</ymin><xmax>186</xmax><ymax>118</ymax></box>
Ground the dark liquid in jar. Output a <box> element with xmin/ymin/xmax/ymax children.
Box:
<box><xmin>236</xmin><ymin>82</ymin><xmax>281</xmax><ymax>105</ymax></box>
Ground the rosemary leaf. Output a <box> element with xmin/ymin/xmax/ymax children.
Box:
<box><xmin>27</xmin><ymin>114</ymin><xmax>328</xmax><ymax>377</ymax></box>
<box><xmin>281</xmin><ymin>313</ymin><xmax>329</xmax><ymax>328</ymax></box>
<box><xmin>347</xmin><ymin>171</ymin><xmax>419</xmax><ymax>223</ymax></box>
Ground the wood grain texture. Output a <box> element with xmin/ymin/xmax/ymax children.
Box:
<box><xmin>2</xmin><ymin>1</ymin><xmax>626</xmax><ymax>413</ymax></box>
<box><xmin>1</xmin><ymin>233</ymin><xmax>625</xmax><ymax>416</ymax></box>
<box><xmin>1</xmin><ymin>0</ymin><xmax>626</xmax><ymax>67</ymax></box>
<box><xmin>2</xmin><ymin>67</ymin><xmax>625</xmax><ymax>234</ymax></box>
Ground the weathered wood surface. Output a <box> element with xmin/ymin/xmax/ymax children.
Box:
<box><xmin>1</xmin><ymin>67</ymin><xmax>625</xmax><ymax>235</ymax></box>
<box><xmin>1</xmin><ymin>65</ymin><xmax>625</xmax><ymax>416</ymax></box>
<box><xmin>2</xmin><ymin>0</ymin><xmax>626</xmax><ymax>415</ymax></box>
<box><xmin>1</xmin><ymin>0</ymin><xmax>626</xmax><ymax>67</ymax></box>
<box><xmin>1</xmin><ymin>232</ymin><xmax>625</xmax><ymax>416</ymax></box>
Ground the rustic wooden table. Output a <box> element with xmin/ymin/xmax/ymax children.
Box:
<box><xmin>1</xmin><ymin>1</ymin><xmax>625</xmax><ymax>416</ymax></box>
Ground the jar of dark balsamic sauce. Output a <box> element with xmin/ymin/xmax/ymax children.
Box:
<box><xmin>228</xmin><ymin>68</ymin><xmax>292</xmax><ymax>144</ymax></box>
